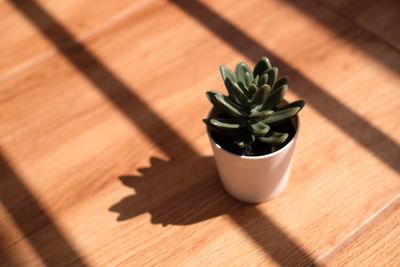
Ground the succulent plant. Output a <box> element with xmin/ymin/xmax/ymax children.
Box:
<box><xmin>204</xmin><ymin>57</ymin><xmax>305</xmax><ymax>156</ymax></box>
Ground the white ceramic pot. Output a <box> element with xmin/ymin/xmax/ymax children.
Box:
<box><xmin>208</xmin><ymin>116</ymin><xmax>299</xmax><ymax>203</ymax></box>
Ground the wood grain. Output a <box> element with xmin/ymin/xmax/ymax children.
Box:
<box><xmin>1</xmin><ymin>0</ymin><xmax>399</xmax><ymax>266</ymax></box>
<box><xmin>327</xmin><ymin>203</ymin><xmax>400</xmax><ymax>266</ymax></box>
<box><xmin>320</xmin><ymin>0</ymin><xmax>400</xmax><ymax>50</ymax></box>
<box><xmin>0</xmin><ymin>0</ymin><xmax>160</xmax><ymax>82</ymax></box>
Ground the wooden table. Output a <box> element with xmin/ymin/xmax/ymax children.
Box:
<box><xmin>1</xmin><ymin>0</ymin><xmax>399</xmax><ymax>266</ymax></box>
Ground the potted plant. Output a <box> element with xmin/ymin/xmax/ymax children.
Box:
<box><xmin>203</xmin><ymin>57</ymin><xmax>305</xmax><ymax>203</ymax></box>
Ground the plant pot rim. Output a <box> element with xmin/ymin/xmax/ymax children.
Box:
<box><xmin>207</xmin><ymin>111</ymin><xmax>300</xmax><ymax>160</ymax></box>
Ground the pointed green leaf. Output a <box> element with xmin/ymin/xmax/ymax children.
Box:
<box><xmin>263</xmin><ymin>100</ymin><xmax>305</xmax><ymax>124</ymax></box>
<box><xmin>273</xmin><ymin>76</ymin><xmax>288</xmax><ymax>90</ymax></box>
<box><xmin>214</xmin><ymin>93</ymin><xmax>246</xmax><ymax>118</ymax></box>
<box><xmin>210</xmin><ymin>118</ymin><xmax>245</xmax><ymax>129</ymax></box>
<box><xmin>253</xmin><ymin>57</ymin><xmax>272</xmax><ymax>77</ymax></box>
<box><xmin>207</xmin><ymin>91</ymin><xmax>244</xmax><ymax>117</ymax></box>
<box><xmin>277</xmin><ymin>100</ymin><xmax>305</xmax><ymax>110</ymax></box>
<box><xmin>250</xmin><ymin>121</ymin><xmax>270</xmax><ymax>136</ymax></box>
<box><xmin>250</xmin><ymin>104</ymin><xmax>263</xmax><ymax>113</ymax></box>
<box><xmin>251</xmin><ymin>84</ymin><xmax>271</xmax><ymax>106</ymax></box>
<box><xmin>224</xmin><ymin>77</ymin><xmax>249</xmax><ymax>107</ymax></box>
<box><xmin>223</xmin><ymin>83</ymin><xmax>241</xmax><ymax>106</ymax></box>
<box><xmin>248</xmin><ymin>84</ymin><xmax>257</xmax><ymax>96</ymax></box>
<box><xmin>235</xmin><ymin>62</ymin><xmax>253</xmax><ymax>89</ymax></box>
<box><xmin>250</xmin><ymin>105</ymin><xmax>262</xmax><ymax>113</ymax></box>
<box><xmin>265</xmin><ymin>67</ymin><xmax>278</xmax><ymax>88</ymax></box>
<box><xmin>219</xmin><ymin>65</ymin><xmax>237</xmax><ymax>83</ymax></box>
<box><xmin>263</xmin><ymin>106</ymin><xmax>302</xmax><ymax>125</ymax></box>
<box><xmin>258</xmin><ymin>73</ymin><xmax>269</xmax><ymax>87</ymax></box>
<box><xmin>245</xmin><ymin>72</ymin><xmax>254</xmax><ymax>87</ymax></box>
<box><xmin>254</xmin><ymin>75</ymin><xmax>259</xmax><ymax>87</ymax></box>
<box><xmin>206</xmin><ymin>91</ymin><xmax>222</xmax><ymax>107</ymax></box>
<box><xmin>203</xmin><ymin>119</ymin><xmax>245</xmax><ymax>136</ymax></box>
<box><xmin>261</xmin><ymin>84</ymin><xmax>287</xmax><ymax>110</ymax></box>
<box><xmin>237</xmin><ymin>81</ymin><xmax>248</xmax><ymax>94</ymax></box>
<box><xmin>258</xmin><ymin>131</ymin><xmax>289</xmax><ymax>144</ymax></box>
<box><xmin>249</xmin><ymin>109</ymin><xmax>273</xmax><ymax>121</ymax></box>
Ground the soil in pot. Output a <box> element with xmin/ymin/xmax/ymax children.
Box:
<box><xmin>210</xmin><ymin>119</ymin><xmax>296</xmax><ymax>156</ymax></box>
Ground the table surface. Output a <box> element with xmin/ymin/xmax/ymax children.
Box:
<box><xmin>1</xmin><ymin>0</ymin><xmax>399</xmax><ymax>266</ymax></box>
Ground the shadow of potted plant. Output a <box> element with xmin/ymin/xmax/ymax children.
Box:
<box><xmin>204</xmin><ymin>57</ymin><xmax>305</xmax><ymax>203</ymax></box>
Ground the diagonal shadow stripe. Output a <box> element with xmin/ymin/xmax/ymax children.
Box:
<box><xmin>8</xmin><ymin>0</ymin><xmax>195</xmax><ymax>159</ymax></box>
<box><xmin>0</xmin><ymin>153</ymin><xmax>88</xmax><ymax>266</ymax></box>
<box><xmin>171</xmin><ymin>0</ymin><xmax>400</xmax><ymax>174</ymax></box>
<box><xmin>0</xmin><ymin>228</ymin><xmax>24</xmax><ymax>267</ymax></box>
<box><xmin>9</xmin><ymin>0</ymin><xmax>317</xmax><ymax>265</ymax></box>
<box><xmin>286</xmin><ymin>0</ymin><xmax>400</xmax><ymax>72</ymax></box>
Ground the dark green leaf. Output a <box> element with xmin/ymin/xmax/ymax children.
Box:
<box><xmin>219</xmin><ymin>65</ymin><xmax>237</xmax><ymax>83</ymax></box>
<box><xmin>261</xmin><ymin>84</ymin><xmax>287</xmax><ymax>110</ymax></box>
<box><xmin>203</xmin><ymin>119</ymin><xmax>245</xmax><ymax>136</ymax></box>
<box><xmin>258</xmin><ymin>131</ymin><xmax>289</xmax><ymax>144</ymax></box>
<box><xmin>209</xmin><ymin>118</ymin><xmax>245</xmax><ymax>129</ymax></box>
<box><xmin>277</xmin><ymin>100</ymin><xmax>305</xmax><ymax>110</ymax></box>
<box><xmin>251</xmin><ymin>84</ymin><xmax>271</xmax><ymax>106</ymax></box>
<box><xmin>258</xmin><ymin>73</ymin><xmax>269</xmax><ymax>87</ymax></box>
<box><xmin>265</xmin><ymin>67</ymin><xmax>278</xmax><ymax>88</ymax></box>
<box><xmin>224</xmin><ymin>77</ymin><xmax>249</xmax><ymax>107</ymax></box>
<box><xmin>245</xmin><ymin>72</ymin><xmax>254</xmax><ymax>87</ymax></box>
<box><xmin>248</xmin><ymin>84</ymin><xmax>257</xmax><ymax>96</ymax></box>
<box><xmin>237</xmin><ymin>81</ymin><xmax>248</xmax><ymax>94</ymax></box>
<box><xmin>273</xmin><ymin>76</ymin><xmax>288</xmax><ymax>90</ymax></box>
<box><xmin>250</xmin><ymin>121</ymin><xmax>270</xmax><ymax>136</ymax></box>
<box><xmin>235</xmin><ymin>62</ymin><xmax>253</xmax><ymax>89</ymax></box>
<box><xmin>214</xmin><ymin>93</ymin><xmax>246</xmax><ymax>118</ymax></box>
<box><xmin>249</xmin><ymin>109</ymin><xmax>273</xmax><ymax>121</ymax></box>
<box><xmin>253</xmin><ymin>57</ymin><xmax>272</xmax><ymax>77</ymax></box>
<box><xmin>254</xmin><ymin>75</ymin><xmax>259</xmax><ymax>87</ymax></box>
<box><xmin>206</xmin><ymin>91</ymin><xmax>222</xmax><ymax>107</ymax></box>
<box><xmin>263</xmin><ymin>106</ymin><xmax>301</xmax><ymax>125</ymax></box>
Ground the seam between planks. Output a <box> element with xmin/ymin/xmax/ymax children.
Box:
<box><xmin>318</xmin><ymin>193</ymin><xmax>400</xmax><ymax>265</ymax></box>
<box><xmin>3</xmin><ymin>1</ymin><xmax>399</xmax><ymax>264</ymax></box>
<box><xmin>312</xmin><ymin>0</ymin><xmax>400</xmax><ymax>54</ymax></box>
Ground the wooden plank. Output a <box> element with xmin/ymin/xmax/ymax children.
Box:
<box><xmin>319</xmin><ymin>0</ymin><xmax>400</xmax><ymax>50</ymax></box>
<box><xmin>1</xmin><ymin>0</ymin><xmax>399</xmax><ymax>266</ymax></box>
<box><xmin>327</xmin><ymin>203</ymin><xmax>400</xmax><ymax>266</ymax></box>
<box><xmin>0</xmin><ymin>0</ymin><xmax>159</xmax><ymax>82</ymax></box>
<box><xmin>276</xmin><ymin>0</ymin><xmax>400</xmax><ymax>79</ymax></box>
